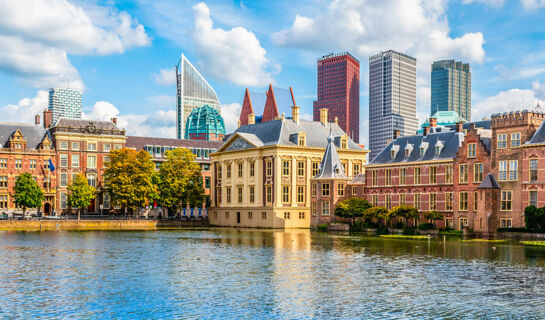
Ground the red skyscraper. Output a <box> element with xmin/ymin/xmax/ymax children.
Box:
<box><xmin>313</xmin><ymin>52</ymin><xmax>360</xmax><ymax>143</ymax></box>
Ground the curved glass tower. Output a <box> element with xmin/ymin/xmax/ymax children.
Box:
<box><xmin>176</xmin><ymin>53</ymin><xmax>221</xmax><ymax>139</ymax></box>
<box><xmin>184</xmin><ymin>105</ymin><xmax>226</xmax><ymax>141</ymax></box>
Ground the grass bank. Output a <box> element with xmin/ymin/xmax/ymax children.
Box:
<box><xmin>379</xmin><ymin>234</ymin><xmax>430</xmax><ymax>240</ymax></box>
<box><xmin>520</xmin><ymin>241</ymin><xmax>545</xmax><ymax>246</ymax></box>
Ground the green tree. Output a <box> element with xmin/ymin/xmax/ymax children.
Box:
<box><xmin>389</xmin><ymin>205</ymin><xmax>419</xmax><ymax>227</ymax></box>
<box><xmin>67</xmin><ymin>174</ymin><xmax>96</xmax><ymax>220</ymax></box>
<box><xmin>334</xmin><ymin>197</ymin><xmax>371</xmax><ymax>224</ymax></box>
<box><xmin>104</xmin><ymin>148</ymin><xmax>157</xmax><ymax>215</ymax></box>
<box><xmin>363</xmin><ymin>206</ymin><xmax>389</xmax><ymax>226</ymax></box>
<box><xmin>158</xmin><ymin>148</ymin><xmax>205</xmax><ymax>216</ymax></box>
<box><xmin>525</xmin><ymin>206</ymin><xmax>538</xmax><ymax>228</ymax></box>
<box><xmin>424</xmin><ymin>210</ymin><xmax>444</xmax><ymax>228</ymax></box>
<box><xmin>13</xmin><ymin>173</ymin><xmax>44</xmax><ymax>215</ymax></box>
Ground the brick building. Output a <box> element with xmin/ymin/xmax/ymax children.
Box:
<box><xmin>48</xmin><ymin>116</ymin><xmax>126</xmax><ymax>213</ymax></box>
<box><xmin>125</xmin><ymin>136</ymin><xmax>222</xmax><ymax>196</ymax></box>
<box><xmin>0</xmin><ymin>118</ymin><xmax>56</xmax><ymax>215</ymax></box>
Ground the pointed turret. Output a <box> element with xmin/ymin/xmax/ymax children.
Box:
<box><xmin>239</xmin><ymin>88</ymin><xmax>255</xmax><ymax>126</ymax></box>
<box><xmin>262</xmin><ymin>84</ymin><xmax>279</xmax><ymax>122</ymax></box>
<box><xmin>314</xmin><ymin>126</ymin><xmax>348</xmax><ymax>180</ymax></box>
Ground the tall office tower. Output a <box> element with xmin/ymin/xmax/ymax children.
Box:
<box><xmin>176</xmin><ymin>53</ymin><xmax>221</xmax><ymax>139</ymax></box>
<box><xmin>368</xmin><ymin>50</ymin><xmax>418</xmax><ymax>160</ymax></box>
<box><xmin>431</xmin><ymin>60</ymin><xmax>471</xmax><ymax>121</ymax></box>
<box><xmin>48</xmin><ymin>88</ymin><xmax>82</xmax><ymax>123</ymax></box>
<box><xmin>313</xmin><ymin>52</ymin><xmax>360</xmax><ymax>143</ymax></box>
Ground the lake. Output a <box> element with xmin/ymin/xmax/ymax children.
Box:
<box><xmin>1</xmin><ymin>229</ymin><xmax>545</xmax><ymax>319</ymax></box>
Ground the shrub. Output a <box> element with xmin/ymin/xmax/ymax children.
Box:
<box><xmin>351</xmin><ymin>220</ymin><xmax>365</xmax><ymax>232</ymax></box>
<box><xmin>394</xmin><ymin>222</ymin><xmax>404</xmax><ymax>229</ymax></box>
<box><xmin>317</xmin><ymin>224</ymin><xmax>328</xmax><ymax>232</ymax></box>
<box><xmin>402</xmin><ymin>226</ymin><xmax>416</xmax><ymax>235</ymax></box>
<box><xmin>497</xmin><ymin>227</ymin><xmax>545</xmax><ymax>233</ymax></box>
<box><xmin>377</xmin><ymin>225</ymin><xmax>389</xmax><ymax>235</ymax></box>
<box><xmin>418</xmin><ymin>223</ymin><xmax>435</xmax><ymax>230</ymax></box>
<box><xmin>364</xmin><ymin>221</ymin><xmax>379</xmax><ymax>229</ymax></box>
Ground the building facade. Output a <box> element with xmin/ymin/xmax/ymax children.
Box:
<box><xmin>49</xmin><ymin>118</ymin><xmax>126</xmax><ymax>213</ymax></box>
<box><xmin>369</xmin><ymin>50</ymin><xmax>418</xmax><ymax>160</ymax></box>
<box><xmin>184</xmin><ymin>105</ymin><xmax>225</xmax><ymax>141</ymax></box>
<box><xmin>176</xmin><ymin>53</ymin><xmax>221</xmax><ymax>139</ymax></box>
<box><xmin>0</xmin><ymin>121</ymin><xmax>56</xmax><ymax>215</ymax></box>
<box><xmin>209</xmin><ymin>107</ymin><xmax>368</xmax><ymax>229</ymax></box>
<box><xmin>313</xmin><ymin>52</ymin><xmax>360</xmax><ymax>143</ymax></box>
<box><xmin>125</xmin><ymin>136</ymin><xmax>222</xmax><ymax>196</ymax></box>
<box><xmin>48</xmin><ymin>88</ymin><xmax>82</xmax><ymax>122</ymax></box>
<box><xmin>431</xmin><ymin>60</ymin><xmax>471</xmax><ymax>121</ymax></box>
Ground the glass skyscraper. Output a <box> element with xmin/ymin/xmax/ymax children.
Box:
<box><xmin>431</xmin><ymin>60</ymin><xmax>471</xmax><ymax>121</ymax></box>
<box><xmin>368</xmin><ymin>50</ymin><xmax>418</xmax><ymax>160</ymax></box>
<box><xmin>176</xmin><ymin>53</ymin><xmax>221</xmax><ymax>139</ymax></box>
<box><xmin>48</xmin><ymin>88</ymin><xmax>82</xmax><ymax>123</ymax></box>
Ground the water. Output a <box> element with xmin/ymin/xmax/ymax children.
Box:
<box><xmin>1</xmin><ymin>230</ymin><xmax>545</xmax><ymax>319</ymax></box>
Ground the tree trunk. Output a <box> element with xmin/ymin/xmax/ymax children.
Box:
<box><xmin>78</xmin><ymin>207</ymin><xmax>82</xmax><ymax>220</ymax></box>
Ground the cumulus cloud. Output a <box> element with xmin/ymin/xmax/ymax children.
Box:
<box><xmin>0</xmin><ymin>90</ymin><xmax>49</xmax><ymax>123</ymax></box>
<box><xmin>462</xmin><ymin>0</ymin><xmax>505</xmax><ymax>7</ymax></box>
<box><xmin>472</xmin><ymin>88</ymin><xmax>544</xmax><ymax>120</ymax></box>
<box><xmin>153</xmin><ymin>68</ymin><xmax>176</xmax><ymax>86</ymax></box>
<box><xmin>221</xmin><ymin>102</ymin><xmax>242</xmax><ymax>133</ymax></box>
<box><xmin>192</xmin><ymin>2</ymin><xmax>275</xmax><ymax>86</ymax></box>
<box><xmin>520</xmin><ymin>0</ymin><xmax>545</xmax><ymax>9</ymax></box>
<box><xmin>533</xmin><ymin>81</ymin><xmax>545</xmax><ymax>100</ymax></box>
<box><xmin>84</xmin><ymin>101</ymin><xmax>176</xmax><ymax>138</ymax></box>
<box><xmin>0</xmin><ymin>0</ymin><xmax>150</xmax><ymax>89</ymax></box>
<box><xmin>273</xmin><ymin>0</ymin><xmax>485</xmax><ymax>66</ymax></box>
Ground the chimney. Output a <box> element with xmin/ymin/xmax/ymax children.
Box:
<box><xmin>111</xmin><ymin>117</ymin><xmax>118</xmax><ymax>125</ymax></box>
<box><xmin>320</xmin><ymin>108</ymin><xmax>328</xmax><ymax>126</ymax></box>
<box><xmin>429</xmin><ymin>117</ymin><xmax>437</xmax><ymax>128</ymax></box>
<box><xmin>469</xmin><ymin>123</ymin><xmax>476</xmax><ymax>131</ymax></box>
<box><xmin>455</xmin><ymin>121</ymin><xmax>464</xmax><ymax>132</ymax></box>
<box><xmin>238</xmin><ymin>120</ymin><xmax>241</xmax><ymax>128</ymax></box>
<box><xmin>34</xmin><ymin>114</ymin><xmax>40</xmax><ymax>125</ymax></box>
<box><xmin>393</xmin><ymin>129</ymin><xmax>401</xmax><ymax>139</ymax></box>
<box><xmin>248</xmin><ymin>113</ymin><xmax>255</xmax><ymax>125</ymax></box>
<box><xmin>423</xmin><ymin>126</ymin><xmax>430</xmax><ymax>136</ymax></box>
<box><xmin>334</xmin><ymin>117</ymin><xmax>338</xmax><ymax>125</ymax></box>
<box><xmin>292</xmin><ymin>105</ymin><xmax>300</xmax><ymax>125</ymax></box>
<box><xmin>281</xmin><ymin>112</ymin><xmax>285</xmax><ymax>120</ymax></box>
<box><xmin>43</xmin><ymin>109</ymin><xmax>52</xmax><ymax>128</ymax></box>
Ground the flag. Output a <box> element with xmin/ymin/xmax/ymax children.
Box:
<box><xmin>48</xmin><ymin>158</ymin><xmax>55</xmax><ymax>172</ymax></box>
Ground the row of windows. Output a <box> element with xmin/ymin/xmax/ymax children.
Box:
<box><xmin>144</xmin><ymin>145</ymin><xmax>215</xmax><ymax>159</ymax></box>
<box><xmin>58</xmin><ymin>141</ymin><xmax>121</xmax><ymax>152</ymax></box>
<box><xmin>497</xmin><ymin>133</ymin><xmax>521</xmax><ymax>148</ymax></box>
<box><xmin>218</xmin><ymin>161</ymin><xmax>361</xmax><ymax>179</ymax></box>
<box><xmin>0</xmin><ymin>158</ymin><xmax>48</xmax><ymax>170</ymax></box>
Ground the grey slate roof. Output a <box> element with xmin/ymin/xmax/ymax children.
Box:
<box><xmin>225</xmin><ymin>119</ymin><xmax>363</xmax><ymax>151</ymax></box>
<box><xmin>52</xmin><ymin>118</ymin><xmax>120</xmax><ymax>130</ymax></box>
<box><xmin>527</xmin><ymin>119</ymin><xmax>545</xmax><ymax>145</ymax></box>
<box><xmin>370</xmin><ymin>131</ymin><xmax>464</xmax><ymax>165</ymax></box>
<box><xmin>0</xmin><ymin>123</ymin><xmax>48</xmax><ymax>149</ymax></box>
<box><xmin>348</xmin><ymin>174</ymin><xmax>366</xmax><ymax>185</ymax></box>
<box><xmin>478</xmin><ymin>173</ymin><xmax>500</xmax><ymax>189</ymax></box>
<box><xmin>313</xmin><ymin>134</ymin><xmax>348</xmax><ymax>180</ymax></box>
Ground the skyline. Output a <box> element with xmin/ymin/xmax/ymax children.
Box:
<box><xmin>1</xmin><ymin>0</ymin><xmax>545</xmax><ymax>148</ymax></box>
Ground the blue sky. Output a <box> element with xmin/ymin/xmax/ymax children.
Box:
<box><xmin>1</xmin><ymin>0</ymin><xmax>545</xmax><ymax>146</ymax></box>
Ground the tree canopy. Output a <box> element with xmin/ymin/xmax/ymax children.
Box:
<box><xmin>158</xmin><ymin>148</ymin><xmax>205</xmax><ymax>211</ymax></box>
<box><xmin>334</xmin><ymin>197</ymin><xmax>371</xmax><ymax>220</ymax></box>
<box><xmin>13</xmin><ymin>173</ymin><xmax>44</xmax><ymax>214</ymax></box>
<box><xmin>104</xmin><ymin>149</ymin><xmax>157</xmax><ymax>211</ymax></box>
<box><xmin>68</xmin><ymin>174</ymin><xmax>96</xmax><ymax>219</ymax></box>
<box><xmin>363</xmin><ymin>206</ymin><xmax>389</xmax><ymax>221</ymax></box>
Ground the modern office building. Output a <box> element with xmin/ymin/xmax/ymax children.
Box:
<box><xmin>48</xmin><ymin>88</ymin><xmax>82</xmax><ymax>123</ymax></box>
<box><xmin>368</xmin><ymin>50</ymin><xmax>418</xmax><ymax>160</ymax></box>
<box><xmin>431</xmin><ymin>60</ymin><xmax>471</xmax><ymax>121</ymax></box>
<box><xmin>313</xmin><ymin>52</ymin><xmax>360</xmax><ymax>143</ymax></box>
<box><xmin>184</xmin><ymin>105</ymin><xmax>226</xmax><ymax>141</ymax></box>
<box><xmin>176</xmin><ymin>53</ymin><xmax>221</xmax><ymax>139</ymax></box>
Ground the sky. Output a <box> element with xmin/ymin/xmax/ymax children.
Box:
<box><xmin>1</xmin><ymin>0</ymin><xmax>545</xmax><ymax>147</ymax></box>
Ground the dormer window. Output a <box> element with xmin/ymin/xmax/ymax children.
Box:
<box><xmin>419</xmin><ymin>147</ymin><xmax>425</xmax><ymax>156</ymax></box>
<box><xmin>434</xmin><ymin>141</ymin><xmax>444</xmax><ymax>155</ymax></box>
<box><xmin>435</xmin><ymin>146</ymin><xmax>441</xmax><ymax>155</ymax></box>
<box><xmin>391</xmin><ymin>150</ymin><xmax>395</xmax><ymax>159</ymax></box>
<box><xmin>340</xmin><ymin>136</ymin><xmax>348</xmax><ymax>149</ymax></box>
<box><xmin>298</xmin><ymin>134</ymin><xmax>306</xmax><ymax>146</ymax></box>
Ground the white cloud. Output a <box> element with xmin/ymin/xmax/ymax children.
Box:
<box><xmin>462</xmin><ymin>0</ymin><xmax>505</xmax><ymax>7</ymax></box>
<box><xmin>533</xmin><ymin>81</ymin><xmax>545</xmax><ymax>100</ymax></box>
<box><xmin>520</xmin><ymin>0</ymin><xmax>545</xmax><ymax>10</ymax></box>
<box><xmin>221</xmin><ymin>102</ymin><xmax>242</xmax><ymax>133</ymax></box>
<box><xmin>192</xmin><ymin>2</ymin><xmax>275</xmax><ymax>86</ymax></box>
<box><xmin>0</xmin><ymin>90</ymin><xmax>49</xmax><ymax>123</ymax></box>
<box><xmin>0</xmin><ymin>0</ymin><xmax>150</xmax><ymax>89</ymax></box>
<box><xmin>472</xmin><ymin>88</ymin><xmax>544</xmax><ymax>120</ymax></box>
<box><xmin>153</xmin><ymin>68</ymin><xmax>176</xmax><ymax>86</ymax></box>
<box><xmin>273</xmin><ymin>0</ymin><xmax>485</xmax><ymax>65</ymax></box>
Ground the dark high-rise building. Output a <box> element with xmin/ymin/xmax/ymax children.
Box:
<box><xmin>313</xmin><ymin>52</ymin><xmax>360</xmax><ymax>143</ymax></box>
<box><xmin>431</xmin><ymin>60</ymin><xmax>471</xmax><ymax>121</ymax></box>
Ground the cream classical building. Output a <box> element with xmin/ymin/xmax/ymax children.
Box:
<box><xmin>209</xmin><ymin>107</ymin><xmax>369</xmax><ymax>228</ymax></box>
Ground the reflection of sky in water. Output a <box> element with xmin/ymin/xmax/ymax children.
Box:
<box><xmin>1</xmin><ymin>230</ymin><xmax>545</xmax><ymax>319</ymax></box>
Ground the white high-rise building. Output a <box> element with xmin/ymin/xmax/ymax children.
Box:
<box><xmin>368</xmin><ymin>50</ymin><xmax>418</xmax><ymax>160</ymax></box>
<box><xmin>176</xmin><ymin>53</ymin><xmax>221</xmax><ymax>139</ymax></box>
<box><xmin>48</xmin><ymin>88</ymin><xmax>82</xmax><ymax>123</ymax></box>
